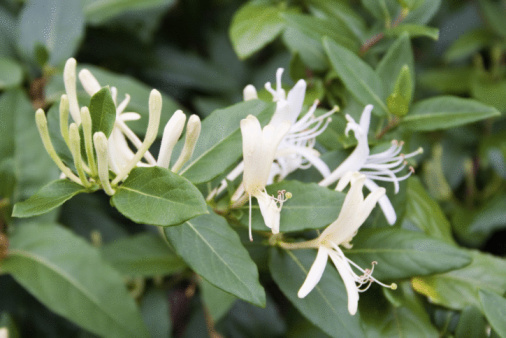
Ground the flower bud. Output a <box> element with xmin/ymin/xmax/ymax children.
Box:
<box><xmin>157</xmin><ymin>110</ymin><xmax>186</xmax><ymax>169</ymax></box>
<box><xmin>172</xmin><ymin>114</ymin><xmax>201</xmax><ymax>173</ymax></box>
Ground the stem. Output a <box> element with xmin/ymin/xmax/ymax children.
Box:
<box><xmin>375</xmin><ymin>116</ymin><xmax>399</xmax><ymax>139</ymax></box>
<box><xmin>360</xmin><ymin>8</ymin><xmax>409</xmax><ymax>55</ymax></box>
<box><xmin>278</xmin><ymin>238</ymin><xmax>320</xmax><ymax>250</ymax></box>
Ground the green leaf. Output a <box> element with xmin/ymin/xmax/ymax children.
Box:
<box><xmin>200</xmin><ymin>278</ymin><xmax>237</xmax><ymax>322</ymax></box>
<box><xmin>405</xmin><ymin>177</ymin><xmax>455</xmax><ymax>243</ymax></box>
<box><xmin>478</xmin><ymin>0</ymin><xmax>506</xmax><ymax>37</ymax></box>
<box><xmin>455</xmin><ymin>306</ymin><xmax>488</xmax><ymax>338</ymax></box>
<box><xmin>387</xmin><ymin>65</ymin><xmax>413</xmax><ymax>116</ymax></box>
<box><xmin>404</xmin><ymin>0</ymin><xmax>441</xmax><ymax>25</ymax></box>
<box><xmin>140</xmin><ymin>289</ymin><xmax>171</xmax><ymax>338</ymax></box>
<box><xmin>376</xmin><ymin>33</ymin><xmax>414</xmax><ymax>100</ymax></box>
<box><xmin>269</xmin><ymin>248</ymin><xmax>364</xmax><ymax>337</ymax></box>
<box><xmin>402</xmin><ymin>96</ymin><xmax>500</xmax><ymax>131</ymax></box>
<box><xmin>229</xmin><ymin>2</ymin><xmax>285</xmax><ymax>59</ymax></box>
<box><xmin>177</xmin><ymin>100</ymin><xmax>274</xmax><ymax>184</ymax></box>
<box><xmin>0</xmin><ymin>91</ymin><xmax>16</xmax><ymax>159</ymax></box>
<box><xmin>83</xmin><ymin>0</ymin><xmax>174</xmax><ymax>25</ymax></box>
<box><xmin>344</xmin><ymin>228</ymin><xmax>471</xmax><ymax>280</ymax></box>
<box><xmin>471</xmin><ymin>75</ymin><xmax>506</xmax><ymax>112</ymax></box>
<box><xmin>1</xmin><ymin>222</ymin><xmax>149</xmax><ymax>337</ymax></box>
<box><xmin>112</xmin><ymin>167</ymin><xmax>207</xmax><ymax>226</ymax></box>
<box><xmin>12</xmin><ymin>179</ymin><xmax>87</xmax><ymax>218</ymax></box>
<box><xmin>164</xmin><ymin>210</ymin><xmax>266</xmax><ymax>307</ymax></box>
<box><xmin>444</xmin><ymin>28</ymin><xmax>494</xmax><ymax>63</ymax></box>
<box><xmin>282</xmin><ymin>28</ymin><xmax>329</xmax><ymax>71</ymax></box>
<box><xmin>0</xmin><ymin>58</ymin><xmax>23</xmax><ymax>89</ymax></box>
<box><xmin>386</xmin><ymin>24</ymin><xmax>439</xmax><ymax>40</ymax></box>
<box><xmin>0</xmin><ymin>159</ymin><xmax>16</xmax><ymax>199</ymax></box>
<box><xmin>45</xmin><ymin>64</ymin><xmax>182</xmax><ymax>137</ymax></box>
<box><xmin>412</xmin><ymin>250</ymin><xmax>506</xmax><ymax>310</ymax></box>
<box><xmin>17</xmin><ymin>0</ymin><xmax>84</xmax><ymax>66</ymax></box>
<box><xmin>238</xmin><ymin>180</ymin><xmax>345</xmax><ymax>233</ymax></box>
<box><xmin>418</xmin><ymin>67</ymin><xmax>473</xmax><ymax>94</ymax></box>
<box><xmin>479</xmin><ymin>290</ymin><xmax>506</xmax><ymax>337</ymax></box>
<box><xmin>323</xmin><ymin>37</ymin><xmax>388</xmax><ymax>116</ymax></box>
<box><xmin>89</xmin><ymin>87</ymin><xmax>117</xmax><ymax>138</ymax></box>
<box><xmin>101</xmin><ymin>233</ymin><xmax>186</xmax><ymax>277</ymax></box>
<box><xmin>468</xmin><ymin>194</ymin><xmax>506</xmax><ymax>235</ymax></box>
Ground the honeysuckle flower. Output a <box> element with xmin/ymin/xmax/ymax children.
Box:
<box><xmin>240</xmin><ymin>115</ymin><xmax>291</xmax><ymax>241</ymax></box>
<box><xmin>280</xmin><ymin>173</ymin><xmax>396</xmax><ymax>315</ymax></box>
<box><xmin>208</xmin><ymin>68</ymin><xmax>336</xmax><ymax>200</ymax></box>
<box><xmin>319</xmin><ymin>105</ymin><xmax>423</xmax><ymax>225</ymax></box>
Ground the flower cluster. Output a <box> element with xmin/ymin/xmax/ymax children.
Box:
<box><xmin>35</xmin><ymin>58</ymin><xmax>201</xmax><ymax>195</ymax></box>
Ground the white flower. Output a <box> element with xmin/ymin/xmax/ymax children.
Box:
<box><xmin>209</xmin><ymin>68</ymin><xmax>335</xmax><ymax>200</ymax></box>
<box><xmin>284</xmin><ymin>173</ymin><xmax>396</xmax><ymax>315</ymax></box>
<box><xmin>319</xmin><ymin>105</ymin><xmax>422</xmax><ymax>225</ymax></box>
<box><xmin>240</xmin><ymin>115</ymin><xmax>291</xmax><ymax>240</ymax></box>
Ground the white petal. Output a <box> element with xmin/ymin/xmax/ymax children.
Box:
<box><xmin>359</xmin><ymin>105</ymin><xmax>373</xmax><ymax>133</ymax></box>
<box><xmin>120</xmin><ymin>112</ymin><xmax>141</xmax><ymax>121</ymax></box>
<box><xmin>243</xmin><ymin>84</ymin><xmax>258</xmax><ymax>101</ymax></box>
<box><xmin>298</xmin><ymin>246</ymin><xmax>329</xmax><ymax>298</ymax></box>
<box><xmin>157</xmin><ymin>110</ymin><xmax>186</xmax><ymax>168</ymax></box>
<box><xmin>364</xmin><ymin>179</ymin><xmax>396</xmax><ymax>225</ymax></box>
<box><xmin>255</xmin><ymin>191</ymin><xmax>280</xmax><ymax>233</ymax></box>
<box><xmin>328</xmin><ymin>250</ymin><xmax>359</xmax><ymax>315</ymax></box>
<box><xmin>78</xmin><ymin>69</ymin><xmax>101</xmax><ymax>96</ymax></box>
<box><xmin>286</xmin><ymin>79</ymin><xmax>307</xmax><ymax>124</ymax></box>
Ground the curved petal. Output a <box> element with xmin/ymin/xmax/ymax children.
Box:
<box><xmin>328</xmin><ymin>249</ymin><xmax>359</xmax><ymax>315</ymax></box>
<box><xmin>364</xmin><ymin>178</ymin><xmax>396</xmax><ymax>225</ymax></box>
<box><xmin>286</xmin><ymin>79</ymin><xmax>307</xmax><ymax>124</ymax></box>
<box><xmin>255</xmin><ymin>191</ymin><xmax>280</xmax><ymax>233</ymax></box>
<box><xmin>298</xmin><ymin>246</ymin><xmax>329</xmax><ymax>298</ymax></box>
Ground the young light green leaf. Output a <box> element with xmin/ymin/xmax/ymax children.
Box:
<box><xmin>89</xmin><ymin>87</ymin><xmax>117</xmax><ymax>138</ymax></box>
<box><xmin>177</xmin><ymin>100</ymin><xmax>274</xmax><ymax>184</ymax></box>
<box><xmin>344</xmin><ymin>228</ymin><xmax>471</xmax><ymax>280</ymax></box>
<box><xmin>238</xmin><ymin>180</ymin><xmax>345</xmax><ymax>233</ymax></box>
<box><xmin>402</xmin><ymin>96</ymin><xmax>500</xmax><ymax>131</ymax></box>
<box><xmin>1</xmin><ymin>222</ymin><xmax>149</xmax><ymax>338</ymax></box>
<box><xmin>412</xmin><ymin>250</ymin><xmax>506</xmax><ymax>310</ymax></box>
<box><xmin>12</xmin><ymin>179</ymin><xmax>87</xmax><ymax>218</ymax></box>
<box><xmin>112</xmin><ymin>167</ymin><xmax>207</xmax><ymax>226</ymax></box>
<box><xmin>386</xmin><ymin>24</ymin><xmax>439</xmax><ymax>40</ymax></box>
<box><xmin>164</xmin><ymin>210</ymin><xmax>266</xmax><ymax>307</ymax></box>
<box><xmin>479</xmin><ymin>290</ymin><xmax>506</xmax><ymax>337</ymax></box>
<box><xmin>323</xmin><ymin>37</ymin><xmax>388</xmax><ymax>116</ymax></box>
<box><xmin>18</xmin><ymin>0</ymin><xmax>84</xmax><ymax>66</ymax></box>
<box><xmin>387</xmin><ymin>65</ymin><xmax>413</xmax><ymax>116</ymax></box>
<box><xmin>101</xmin><ymin>233</ymin><xmax>186</xmax><ymax>277</ymax></box>
<box><xmin>0</xmin><ymin>58</ymin><xmax>23</xmax><ymax>89</ymax></box>
<box><xmin>229</xmin><ymin>2</ymin><xmax>285</xmax><ymax>59</ymax></box>
<box><xmin>269</xmin><ymin>248</ymin><xmax>364</xmax><ymax>337</ymax></box>
<box><xmin>83</xmin><ymin>0</ymin><xmax>174</xmax><ymax>25</ymax></box>
<box><xmin>405</xmin><ymin>177</ymin><xmax>455</xmax><ymax>244</ymax></box>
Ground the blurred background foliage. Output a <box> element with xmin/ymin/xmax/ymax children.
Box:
<box><xmin>0</xmin><ymin>0</ymin><xmax>505</xmax><ymax>337</ymax></box>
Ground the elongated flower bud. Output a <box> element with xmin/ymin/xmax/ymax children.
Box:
<box><xmin>243</xmin><ymin>85</ymin><xmax>258</xmax><ymax>101</ymax></box>
<box><xmin>172</xmin><ymin>114</ymin><xmax>201</xmax><ymax>173</ymax></box>
<box><xmin>80</xmin><ymin>107</ymin><xmax>97</xmax><ymax>176</ymax></box>
<box><xmin>157</xmin><ymin>110</ymin><xmax>186</xmax><ymax>169</ymax></box>
<box><xmin>93</xmin><ymin>132</ymin><xmax>115</xmax><ymax>196</ymax></box>
<box><xmin>59</xmin><ymin>94</ymin><xmax>70</xmax><ymax>146</ymax></box>
<box><xmin>35</xmin><ymin>109</ymin><xmax>81</xmax><ymax>184</ymax></box>
<box><xmin>68</xmin><ymin>123</ymin><xmax>91</xmax><ymax>187</ymax></box>
<box><xmin>78</xmin><ymin>69</ymin><xmax>101</xmax><ymax>96</ymax></box>
<box><xmin>64</xmin><ymin>58</ymin><xmax>81</xmax><ymax>124</ymax></box>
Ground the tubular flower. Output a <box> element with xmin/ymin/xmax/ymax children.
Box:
<box><xmin>240</xmin><ymin>115</ymin><xmax>291</xmax><ymax>241</ymax></box>
<box><xmin>319</xmin><ymin>105</ymin><xmax>422</xmax><ymax>225</ymax></box>
<box><xmin>281</xmin><ymin>173</ymin><xmax>396</xmax><ymax>315</ymax></box>
<box><xmin>209</xmin><ymin>68</ymin><xmax>336</xmax><ymax>200</ymax></box>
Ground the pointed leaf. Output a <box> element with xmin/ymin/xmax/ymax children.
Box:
<box><xmin>0</xmin><ymin>58</ymin><xmax>23</xmax><ymax>89</ymax></box>
<box><xmin>323</xmin><ymin>37</ymin><xmax>388</xmax><ymax>116</ymax></box>
<box><xmin>177</xmin><ymin>100</ymin><xmax>274</xmax><ymax>184</ymax></box>
<box><xmin>386</xmin><ymin>24</ymin><xmax>439</xmax><ymax>40</ymax></box>
<box><xmin>164</xmin><ymin>211</ymin><xmax>266</xmax><ymax>307</ymax></box>
<box><xmin>89</xmin><ymin>87</ymin><xmax>117</xmax><ymax>138</ymax></box>
<box><xmin>269</xmin><ymin>248</ymin><xmax>364</xmax><ymax>337</ymax></box>
<box><xmin>1</xmin><ymin>222</ymin><xmax>149</xmax><ymax>337</ymax></box>
<box><xmin>479</xmin><ymin>290</ymin><xmax>506</xmax><ymax>337</ymax></box>
<box><xmin>403</xmin><ymin>96</ymin><xmax>500</xmax><ymax>131</ymax></box>
<box><xmin>112</xmin><ymin>167</ymin><xmax>207</xmax><ymax>226</ymax></box>
<box><xmin>12</xmin><ymin>179</ymin><xmax>87</xmax><ymax>218</ymax></box>
<box><xmin>344</xmin><ymin>228</ymin><xmax>472</xmax><ymax>280</ymax></box>
<box><xmin>83</xmin><ymin>0</ymin><xmax>174</xmax><ymax>25</ymax></box>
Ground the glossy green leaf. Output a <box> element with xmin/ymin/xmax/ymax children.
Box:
<box><xmin>238</xmin><ymin>180</ymin><xmax>345</xmax><ymax>233</ymax></box>
<box><xmin>101</xmin><ymin>233</ymin><xmax>186</xmax><ymax>277</ymax></box>
<box><xmin>386</xmin><ymin>24</ymin><xmax>439</xmax><ymax>40</ymax></box>
<box><xmin>269</xmin><ymin>248</ymin><xmax>364</xmax><ymax>337</ymax></box>
<box><xmin>112</xmin><ymin>167</ymin><xmax>207</xmax><ymax>226</ymax></box>
<box><xmin>89</xmin><ymin>87</ymin><xmax>116</xmax><ymax>138</ymax></box>
<box><xmin>164</xmin><ymin>211</ymin><xmax>266</xmax><ymax>307</ymax></box>
<box><xmin>455</xmin><ymin>306</ymin><xmax>488</xmax><ymax>338</ymax></box>
<box><xmin>282</xmin><ymin>28</ymin><xmax>328</xmax><ymax>71</ymax></box>
<box><xmin>83</xmin><ymin>0</ymin><xmax>174</xmax><ymax>25</ymax></box>
<box><xmin>323</xmin><ymin>37</ymin><xmax>388</xmax><ymax>116</ymax></box>
<box><xmin>12</xmin><ymin>179</ymin><xmax>87</xmax><ymax>218</ymax></box>
<box><xmin>229</xmin><ymin>2</ymin><xmax>285</xmax><ymax>59</ymax></box>
<box><xmin>479</xmin><ymin>290</ymin><xmax>506</xmax><ymax>337</ymax></box>
<box><xmin>18</xmin><ymin>0</ymin><xmax>84</xmax><ymax>66</ymax></box>
<box><xmin>177</xmin><ymin>100</ymin><xmax>274</xmax><ymax>184</ymax></box>
<box><xmin>200</xmin><ymin>278</ymin><xmax>236</xmax><ymax>322</ymax></box>
<box><xmin>45</xmin><ymin>64</ymin><xmax>182</xmax><ymax>137</ymax></box>
<box><xmin>412</xmin><ymin>250</ymin><xmax>506</xmax><ymax>310</ymax></box>
<box><xmin>405</xmin><ymin>177</ymin><xmax>455</xmax><ymax>243</ymax></box>
<box><xmin>402</xmin><ymin>96</ymin><xmax>500</xmax><ymax>131</ymax></box>
<box><xmin>344</xmin><ymin>228</ymin><xmax>471</xmax><ymax>280</ymax></box>
<box><xmin>1</xmin><ymin>222</ymin><xmax>149</xmax><ymax>337</ymax></box>
<box><xmin>376</xmin><ymin>33</ymin><xmax>414</xmax><ymax>100</ymax></box>
<box><xmin>0</xmin><ymin>58</ymin><xmax>22</xmax><ymax>89</ymax></box>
